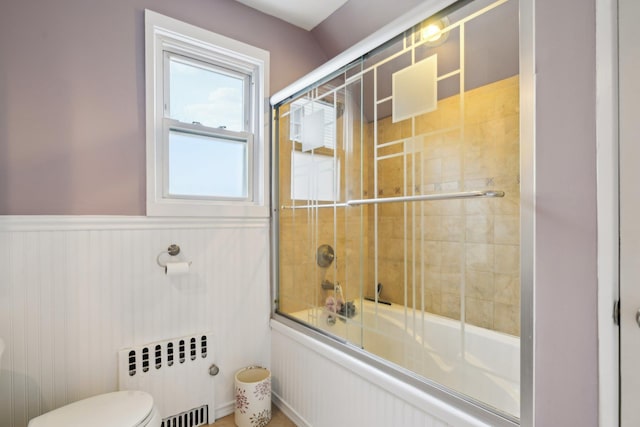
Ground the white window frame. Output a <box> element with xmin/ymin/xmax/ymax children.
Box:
<box><xmin>145</xmin><ymin>10</ymin><xmax>269</xmax><ymax>217</ymax></box>
<box><xmin>163</xmin><ymin>120</ymin><xmax>253</xmax><ymax>201</ymax></box>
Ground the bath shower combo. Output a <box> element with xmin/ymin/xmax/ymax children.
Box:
<box><xmin>272</xmin><ymin>0</ymin><xmax>522</xmax><ymax>425</ymax></box>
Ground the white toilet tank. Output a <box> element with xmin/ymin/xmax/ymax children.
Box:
<box><xmin>28</xmin><ymin>390</ymin><xmax>161</xmax><ymax>427</ymax></box>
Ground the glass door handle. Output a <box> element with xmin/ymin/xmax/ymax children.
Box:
<box><xmin>636</xmin><ymin>309</ymin><xmax>640</xmax><ymax>327</ymax></box>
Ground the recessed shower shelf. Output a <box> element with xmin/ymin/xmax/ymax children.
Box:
<box><xmin>281</xmin><ymin>190</ymin><xmax>504</xmax><ymax>210</ymax></box>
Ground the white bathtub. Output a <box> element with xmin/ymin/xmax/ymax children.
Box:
<box><xmin>291</xmin><ymin>299</ymin><xmax>520</xmax><ymax>418</ymax></box>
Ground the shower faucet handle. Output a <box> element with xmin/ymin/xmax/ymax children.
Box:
<box><xmin>321</xmin><ymin>279</ymin><xmax>335</xmax><ymax>290</ymax></box>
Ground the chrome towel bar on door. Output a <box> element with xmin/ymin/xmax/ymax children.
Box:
<box><xmin>280</xmin><ymin>190</ymin><xmax>505</xmax><ymax>210</ymax></box>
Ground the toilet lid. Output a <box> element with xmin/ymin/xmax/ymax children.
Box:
<box><xmin>29</xmin><ymin>390</ymin><xmax>155</xmax><ymax>427</ymax></box>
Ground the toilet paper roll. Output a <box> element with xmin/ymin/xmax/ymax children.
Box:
<box><xmin>165</xmin><ymin>261</ymin><xmax>190</xmax><ymax>276</ymax></box>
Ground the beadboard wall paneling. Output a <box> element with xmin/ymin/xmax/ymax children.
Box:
<box><xmin>270</xmin><ymin>321</ymin><xmax>493</xmax><ymax>427</ymax></box>
<box><xmin>0</xmin><ymin>217</ymin><xmax>270</xmax><ymax>427</ymax></box>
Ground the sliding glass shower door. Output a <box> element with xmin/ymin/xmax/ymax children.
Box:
<box><xmin>273</xmin><ymin>0</ymin><xmax>520</xmax><ymax>419</ymax></box>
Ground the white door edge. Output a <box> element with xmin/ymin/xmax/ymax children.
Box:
<box><xmin>596</xmin><ymin>0</ymin><xmax>619</xmax><ymax>426</ymax></box>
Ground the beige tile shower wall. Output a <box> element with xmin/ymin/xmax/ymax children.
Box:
<box><xmin>278</xmin><ymin>104</ymin><xmax>370</xmax><ymax>314</ymax></box>
<box><xmin>371</xmin><ymin>75</ymin><xmax>520</xmax><ymax>336</ymax></box>
<box><xmin>278</xmin><ymin>106</ymin><xmax>316</xmax><ymax>314</ymax></box>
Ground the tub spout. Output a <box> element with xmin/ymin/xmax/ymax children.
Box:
<box><xmin>364</xmin><ymin>296</ymin><xmax>392</xmax><ymax>305</ymax></box>
<box><xmin>365</xmin><ymin>282</ymin><xmax>391</xmax><ymax>305</ymax></box>
<box><xmin>321</xmin><ymin>279</ymin><xmax>335</xmax><ymax>290</ymax></box>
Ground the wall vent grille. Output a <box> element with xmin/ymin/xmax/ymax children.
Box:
<box><xmin>124</xmin><ymin>336</ymin><xmax>209</xmax><ymax>376</ymax></box>
<box><xmin>161</xmin><ymin>405</ymin><xmax>209</xmax><ymax>427</ymax></box>
<box><xmin>118</xmin><ymin>333</ymin><xmax>215</xmax><ymax>423</ymax></box>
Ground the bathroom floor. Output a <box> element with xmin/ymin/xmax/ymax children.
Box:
<box><xmin>208</xmin><ymin>404</ymin><xmax>296</xmax><ymax>426</ymax></box>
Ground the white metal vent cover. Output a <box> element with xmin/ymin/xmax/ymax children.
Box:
<box><xmin>118</xmin><ymin>333</ymin><xmax>215</xmax><ymax>426</ymax></box>
<box><xmin>162</xmin><ymin>405</ymin><xmax>209</xmax><ymax>427</ymax></box>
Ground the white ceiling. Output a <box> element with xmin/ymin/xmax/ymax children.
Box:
<box><xmin>233</xmin><ymin>0</ymin><xmax>349</xmax><ymax>30</ymax></box>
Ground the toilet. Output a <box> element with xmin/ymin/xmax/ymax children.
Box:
<box><xmin>28</xmin><ymin>390</ymin><xmax>161</xmax><ymax>427</ymax></box>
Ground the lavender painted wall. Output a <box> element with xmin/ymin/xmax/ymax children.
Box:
<box><xmin>0</xmin><ymin>0</ymin><xmax>326</xmax><ymax>215</ymax></box>
<box><xmin>311</xmin><ymin>0</ymin><xmax>425</xmax><ymax>58</ymax></box>
<box><xmin>534</xmin><ymin>0</ymin><xmax>598</xmax><ymax>424</ymax></box>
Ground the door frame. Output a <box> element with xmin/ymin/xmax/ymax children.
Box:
<box><xmin>596</xmin><ymin>0</ymin><xmax>619</xmax><ymax>425</ymax></box>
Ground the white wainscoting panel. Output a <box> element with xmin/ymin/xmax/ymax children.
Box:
<box><xmin>0</xmin><ymin>217</ymin><xmax>271</xmax><ymax>427</ymax></box>
<box><xmin>270</xmin><ymin>321</ymin><xmax>493</xmax><ymax>427</ymax></box>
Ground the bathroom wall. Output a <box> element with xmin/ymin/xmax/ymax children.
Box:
<box><xmin>0</xmin><ymin>0</ymin><xmax>327</xmax><ymax>215</ymax></box>
<box><xmin>0</xmin><ymin>217</ymin><xmax>270</xmax><ymax>427</ymax></box>
<box><xmin>0</xmin><ymin>2</ymin><xmax>326</xmax><ymax>425</ymax></box>
<box><xmin>373</xmin><ymin>75</ymin><xmax>520</xmax><ymax>335</ymax></box>
<box><xmin>312</xmin><ymin>0</ymin><xmax>427</xmax><ymax>58</ymax></box>
<box><xmin>532</xmin><ymin>0</ymin><xmax>598</xmax><ymax>423</ymax></box>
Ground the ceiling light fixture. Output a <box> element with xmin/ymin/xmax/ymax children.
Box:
<box><xmin>418</xmin><ymin>17</ymin><xmax>450</xmax><ymax>47</ymax></box>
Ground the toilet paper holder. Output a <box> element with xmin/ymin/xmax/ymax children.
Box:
<box><xmin>156</xmin><ymin>244</ymin><xmax>192</xmax><ymax>269</ymax></box>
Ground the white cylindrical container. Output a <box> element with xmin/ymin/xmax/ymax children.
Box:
<box><xmin>234</xmin><ymin>366</ymin><xmax>271</xmax><ymax>427</ymax></box>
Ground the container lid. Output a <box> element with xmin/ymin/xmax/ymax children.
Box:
<box><xmin>29</xmin><ymin>391</ymin><xmax>154</xmax><ymax>427</ymax></box>
<box><xmin>235</xmin><ymin>366</ymin><xmax>270</xmax><ymax>384</ymax></box>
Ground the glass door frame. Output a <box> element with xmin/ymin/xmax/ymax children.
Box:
<box><xmin>270</xmin><ymin>0</ymin><xmax>534</xmax><ymax>425</ymax></box>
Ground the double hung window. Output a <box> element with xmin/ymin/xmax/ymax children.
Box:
<box><xmin>145</xmin><ymin>10</ymin><xmax>269</xmax><ymax>217</ymax></box>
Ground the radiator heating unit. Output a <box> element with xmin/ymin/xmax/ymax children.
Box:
<box><xmin>118</xmin><ymin>333</ymin><xmax>216</xmax><ymax>427</ymax></box>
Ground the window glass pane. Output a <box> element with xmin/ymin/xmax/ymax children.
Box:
<box><xmin>168</xmin><ymin>130</ymin><xmax>247</xmax><ymax>198</ymax></box>
<box><xmin>169</xmin><ymin>57</ymin><xmax>245</xmax><ymax>131</ymax></box>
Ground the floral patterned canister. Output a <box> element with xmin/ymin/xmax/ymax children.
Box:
<box><xmin>234</xmin><ymin>366</ymin><xmax>271</xmax><ymax>427</ymax></box>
